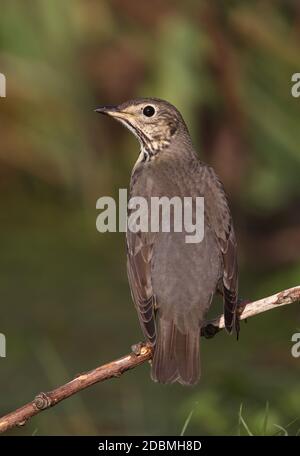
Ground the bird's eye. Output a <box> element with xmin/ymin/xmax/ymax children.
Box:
<box><xmin>143</xmin><ymin>105</ymin><xmax>155</xmax><ymax>117</ymax></box>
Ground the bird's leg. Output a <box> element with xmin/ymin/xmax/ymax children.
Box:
<box><xmin>131</xmin><ymin>342</ymin><xmax>144</xmax><ymax>355</ymax></box>
<box><xmin>131</xmin><ymin>341</ymin><xmax>153</xmax><ymax>356</ymax></box>
<box><xmin>235</xmin><ymin>297</ymin><xmax>251</xmax><ymax>340</ymax></box>
<box><xmin>237</xmin><ymin>296</ymin><xmax>250</xmax><ymax>317</ymax></box>
<box><xmin>201</xmin><ymin>324</ymin><xmax>221</xmax><ymax>339</ymax></box>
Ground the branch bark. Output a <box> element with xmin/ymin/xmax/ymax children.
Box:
<box><xmin>0</xmin><ymin>285</ymin><xmax>299</xmax><ymax>434</ymax></box>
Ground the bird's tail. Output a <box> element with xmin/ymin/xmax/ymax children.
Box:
<box><xmin>151</xmin><ymin>318</ymin><xmax>200</xmax><ymax>385</ymax></box>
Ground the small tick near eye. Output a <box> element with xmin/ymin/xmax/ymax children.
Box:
<box><xmin>143</xmin><ymin>105</ymin><xmax>155</xmax><ymax>117</ymax></box>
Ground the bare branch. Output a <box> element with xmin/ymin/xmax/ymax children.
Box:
<box><xmin>204</xmin><ymin>285</ymin><xmax>300</xmax><ymax>333</ymax></box>
<box><xmin>0</xmin><ymin>285</ymin><xmax>299</xmax><ymax>434</ymax></box>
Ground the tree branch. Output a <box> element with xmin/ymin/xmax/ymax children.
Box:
<box><xmin>0</xmin><ymin>285</ymin><xmax>299</xmax><ymax>434</ymax></box>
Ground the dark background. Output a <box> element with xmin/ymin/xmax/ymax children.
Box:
<box><xmin>0</xmin><ymin>0</ymin><xmax>300</xmax><ymax>435</ymax></box>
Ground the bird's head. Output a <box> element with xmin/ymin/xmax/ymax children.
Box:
<box><xmin>95</xmin><ymin>98</ymin><xmax>189</xmax><ymax>158</ymax></box>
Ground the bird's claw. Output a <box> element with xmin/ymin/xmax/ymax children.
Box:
<box><xmin>131</xmin><ymin>342</ymin><xmax>144</xmax><ymax>355</ymax></box>
<box><xmin>235</xmin><ymin>297</ymin><xmax>251</xmax><ymax>340</ymax></box>
<box><xmin>237</xmin><ymin>297</ymin><xmax>250</xmax><ymax>316</ymax></box>
<box><xmin>201</xmin><ymin>324</ymin><xmax>220</xmax><ymax>339</ymax></box>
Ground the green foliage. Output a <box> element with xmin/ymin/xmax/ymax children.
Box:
<box><xmin>0</xmin><ymin>0</ymin><xmax>299</xmax><ymax>436</ymax></box>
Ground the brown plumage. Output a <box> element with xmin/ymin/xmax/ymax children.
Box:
<box><xmin>96</xmin><ymin>98</ymin><xmax>238</xmax><ymax>385</ymax></box>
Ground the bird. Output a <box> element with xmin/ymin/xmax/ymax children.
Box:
<box><xmin>95</xmin><ymin>98</ymin><xmax>238</xmax><ymax>385</ymax></box>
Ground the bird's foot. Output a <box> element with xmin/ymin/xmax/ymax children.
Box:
<box><xmin>131</xmin><ymin>341</ymin><xmax>153</xmax><ymax>356</ymax></box>
<box><xmin>235</xmin><ymin>297</ymin><xmax>251</xmax><ymax>340</ymax></box>
<box><xmin>237</xmin><ymin>297</ymin><xmax>251</xmax><ymax>316</ymax></box>
<box><xmin>131</xmin><ymin>342</ymin><xmax>143</xmax><ymax>355</ymax></box>
<box><xmin>201</xmin><ymin>324</ymin><xmax>221</xmax><ymax>339</ymax></box>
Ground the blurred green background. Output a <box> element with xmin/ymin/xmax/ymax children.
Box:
<box><xmin>0</xmin><ymin>0</ymin><xmax>300</xmax><ymax>436</ymax></box>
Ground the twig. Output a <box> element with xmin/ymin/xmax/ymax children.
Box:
<box><xmin>203</xmin><ymin>285</ymin><xmax>300</xmax><ymax>335</ymax></box>
<box><xmin>0</xmin><ymin>285</ymin><xmax>299</xmax><ymax>434</ymax></box>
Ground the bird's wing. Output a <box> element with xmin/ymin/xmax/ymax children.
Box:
<box><xmin>126</xmin><ymin>228</ymin><xmax>157</xmax><ymax>345</ymax></box>
<box><xmin>202</xmin><ymin>165</ymin><xmax>238</xmax><ymax>333</ymax></box>
<box><xmin>219</xmin><ymin>223</ymin><xmax>238</xmax><ymax>334</ymax></box>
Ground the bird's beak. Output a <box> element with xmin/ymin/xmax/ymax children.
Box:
<box><xmin>94</xmin><ymin>105</ymin><xmax>118</xmax><ymax>115</ymax></box>
<box><xmin>94</xmin><ymin>105</ymin><xmax>131</xmax><ymax>121</ymax></box>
